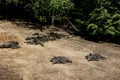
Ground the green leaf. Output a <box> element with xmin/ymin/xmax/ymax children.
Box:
<box><xmin>105</xmin><ymin>26</ymin><xmax>119</xmax><ymax>36</ymax></box>
<box><xmin>87</xmin><ymin>23</ymin><xmax>98</xmax><ymax>31</ymax></box>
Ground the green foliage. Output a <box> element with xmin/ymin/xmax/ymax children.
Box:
<box><xmin>0</xmin><ymin>0</ymin><xmax>120</xmax><ymax>41</ymax></box>
<box><xmin>84</xmin><ymin>0</ymin><xmax>120</xmax><ymax>39</ymax></box>
<box><xmin>88</xmin><ymin>7</ymin><xmax>110</xmax><ymax>25</ymax></box>
<box><xmin>87</xmin><ymin>23</ymin><xmax>103</xmax><ymax>36</ymax></box>
<box><xmin>105</xmin><ymin>14</ymin><xmax>120</xmax><ymax>36</ymax></box>
<box><xmin>31</xmin><ymin>0</ymin><xmax>74</xmax><ymax>24</ymax></box>
<box><xmin>5</xmin><ymin>0</ymin><xmax>19</xmax><ymax>5</ymax></box>
<box><xmin>104</xmin><ymin>26</ymin><xmax>119</xmax><ymax>36</ymax></box>
<box><xmin>49</xmin><ymin>0</ymin><xmax>74</xmax><ymax>12</ymax></box>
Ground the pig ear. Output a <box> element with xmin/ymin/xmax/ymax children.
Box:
<box><xmin>89</xmin><ymin>53</ymin><xmax>92</xmax><ymax>56</ymax></box>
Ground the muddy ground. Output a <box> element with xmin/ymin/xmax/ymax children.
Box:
<box><xmin>0</xmin><ymin>20</ymin><xmax>120</xmax><ymax>80</ymax></box>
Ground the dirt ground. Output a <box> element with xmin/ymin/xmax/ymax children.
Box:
<box><xmin>0</xmin><ymin>20</ymin><xmax>120</xmax><ymax>80</ymax></box>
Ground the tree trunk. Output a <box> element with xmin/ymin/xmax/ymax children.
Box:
<box><xmin>51</xmin><ymin>10</ymin><xmax>55</xmax><ymax>25</ymax></box>
<box><xmin>51</xmin><ymin>15</ymin><xmax>54</xmax><ymax>25</ymax></box>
